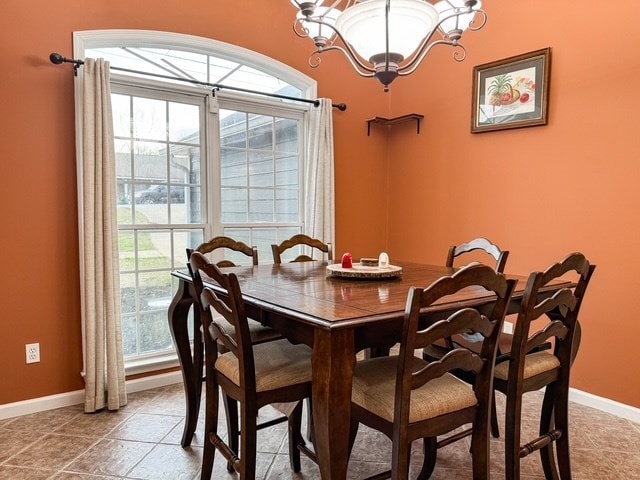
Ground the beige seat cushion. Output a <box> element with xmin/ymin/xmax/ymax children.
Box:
<box><xmin>215</xmin><ymin>339</ymin><xmax>312</xmax><ymax>392</ymax></box>
<box><xmin>351</xmin><ymin>356</ymin><xmax>478</xmax><ymax>424</ymax></box>
<box><xmin>494</xmin><ymin>351</ymin><xmax>560</xmax><ymax>381</ymax></box>
<box><xmin>210</xmin><ymin>317</ymin><xmax>282</xmax><ymax>345</ymax></box>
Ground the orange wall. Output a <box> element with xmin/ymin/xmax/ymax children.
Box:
<box><xmin>385</xmin><ymin>2</ymin><xmax>640</xmax><ymax>407</ymax></box>
<box><xmin>1</xmin><ymin>1</ymin><xmax>638</xmax><ymax>409</ymax></box>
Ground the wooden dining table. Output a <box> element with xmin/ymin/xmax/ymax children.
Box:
<box><xmin>167</xmin><ymin>260</ymin><xmax>573</xmax><ymax>480</ymax></box>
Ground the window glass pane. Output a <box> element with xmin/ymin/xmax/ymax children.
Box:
<box><xmin>112</xmin><ymin>94</ymin><xmax>131</xmax><ymax>138</ymax></box>
<box><xmin>120</xmin><ymin>273</ymin><xmax>136</xmax><ymax>314</ymax></box>
<box><xmin>170</xmin><ymin>145</ymin><xmax>200</xmax><ymax>184</ymax></box>
<box><xmin>122</xmin><ymin>315</ymin><xmax>138</xmax><ymax>357</ymax></box>
<box><xmin>275</xmin><ymin>118</ymin><xmax>298</xmax><ymax>152</ymax></box>
<box><xmin>133</xmin><ymin>141</ymin><xmax>167</xmax><ymax>181</ymax></box>
<box><xmin>221</xmin><ymin>188</ymin><xmax>248</xmax><ymax>223</ymax></box>
<box><xmin>249</xmin><ymin>151</ymin><xmax>274</xmax><ymax>187</ymax></box>
<box><xmin>249</xmin><ymin>188</ymin><xmax>275</xmax><ymax>222</ymax></box>
<box><xmin>276</xmin><ymin>153</ymin><xmax>299</xmax><ymax>188</ymax></box>
<box><xmin>137</xmin><ymin>231</ymin><xmax>171</xmax><ymax>270</ymax></box>
<box><xmin>172</xmin><ymin>230</ymin><xmax>205</xmax><ymax>269</ymax></box>
<box><xmin>139</xmin><ymin>311</ymin><xmax>173</xmax><ymax>353</ymax></box>
<box><xmin>221</xmin><ymin>149</ymin><xmax>247</xmax><ymax>187</ymax></box>
<box><xmin>169</xmin><ymin>102</ymin><xmax>199</xmax><ymax>143</ymax></box>
<box><xmin>119</xmin><ymin>231</ymin><xmax>135</xmax><ymax>271</ymax></box>
<box><xmin>138</xmin><ymin>271</ymin><xmax>172</xmax><ymax>313</ymax></box>
<box><xmin>133</xmin><ymin>97</ymin><xmax>166</xmax><ymax>141</ymax></box>
<box><xmin>132</xmin><ymin>200</ymin><xmax>153</xmax><ymax>225</ymax></box>
<box><xmin>248</xmin><ymin>114</ymin><xmax>273</xmax><ymax>150</ymax></box>
<box><xmin>171</xmin><ymin>187</ymin><xmax>201</xmax><ymax>224</ymax></box>
<box><xmin>276</xmin><ymin>189</ymin><xmax>299</xmax><ymax>222</ymax></box>
<box><xmin>115</xmin><ymin>139</ymin><xmax>133</xmax><ymax>204</ymax></box>
<box><xmin>249</xmin><ymin>229</ymin><xmax>277</xmax><ymax>263</ymax></box>
<box><xmin>220</xmin><ymin>110</ymin><xmax>246</xmax><ymax>148</ymax></box>
<box><xmin>135</xmin><ymin>191</ymin><xmax>169</xmax><ymax>224</ymax></box>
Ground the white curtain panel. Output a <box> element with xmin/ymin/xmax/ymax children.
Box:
<box><xmin>304</xmin><ymin>98</ymin><xmax>335</xmax><ymax>249</ymax></box>
<box><xmin>81</xmin><ymin>58</ymin><xmax>127</xmax><ymax>412</ymax></box>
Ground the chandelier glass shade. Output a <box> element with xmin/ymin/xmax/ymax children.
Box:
<box><xmin>291</xmin><ymin>0</ymin><xmax>487</xmax><ymax>90</ymax></box>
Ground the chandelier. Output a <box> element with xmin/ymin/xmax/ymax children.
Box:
<box><xmin>291</xmin><ymin>0</ymin><xmax>487</xmax><ymax>91</ymax></box>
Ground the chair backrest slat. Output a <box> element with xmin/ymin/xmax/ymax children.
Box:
<box><xmin>446</xmin><ymin>237</ymin><xmax>508</xmax><ymax>273</ymax></box>
<box><xmin>190</xmin><ymin>235</ymin><xmax>259</xmax><ymax>267</ymax></box>
<box><xmin>271</xmin><ymin>234</ymin><xmax>333</xmax><ymax>264</ymax></box>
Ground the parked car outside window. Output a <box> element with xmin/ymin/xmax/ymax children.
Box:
<box><xmin>135</xmin><ymin>185</ymin><xmax>185</xmax><ymax>204</ymax></box>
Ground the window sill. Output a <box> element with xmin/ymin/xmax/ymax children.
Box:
<box><xmin>125</xmin><ymin>352</ymin><xmax>180</xmax><ymax>377</ymax></box>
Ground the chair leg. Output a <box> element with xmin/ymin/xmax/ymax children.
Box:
<box><xmin>504</xmin><ymin>390</ymin><xmax>523</xmax><ymax>480</ymax></box>
<box><xmin>470</xmin><ymin>417</ymin><xmax>490</xmax><ymax>480</ymax></box>
<box><xmin>288</xmin><ymin>400</ymin><xmax>304</xmax><ymax>472</ymax></box>
<box><xmin>390</xmin><ymin>439</ymin><xmax>411</xmax><ymax>480</ymax></box>
<box><xmin>417</xmin><ymin>437</ymin><xmax>437</xmax><ymax>480</ymax></box>
<box><xmin>200</xmin><ymin>378</ymin><xmax>219</xmax><ymax>480</ymax></box>
<box><xmin>539</xmin><ymin>386</ymin><xmax>556</xmax><ymax>479</ymax></box>
<box><xmin>491</xmin><ymin>390</ymin><xmax>500</xmax><ymax>438</ymax></box>
<box><xmin>222</xmin><ymin>394</ymin><xmax>239</xmax><ymax>473</ymax></box>
<box><xmin>239</xmin><ymin>402</ymin><xmax>258</xmax><ymax>480</ymax></box>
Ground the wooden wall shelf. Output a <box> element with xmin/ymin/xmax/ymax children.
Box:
<box><xmin>367</xmin><ymin>113</ymin><xmax>424</xmax><ymax>136</ymax></box>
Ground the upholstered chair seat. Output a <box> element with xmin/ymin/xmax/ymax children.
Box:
<box><xmin>351</xmin><ymin>356</ymin><xmax>478</xmax><ymax>423</ymax></box>
<box><xmin>215</xmin><ymin>340</ymin><xmax>312</xmax><ymax>392</ymax></box>
<box><xmin>494</xmin><ymin>351</ymin><xmax>561</xmax><ymax>381</ymax></box>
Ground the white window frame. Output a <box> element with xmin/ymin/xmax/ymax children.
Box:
<box><xmin>73</xmin><ymin>30</ymin><xmax>319</xmax><ymax>375</ymax></box>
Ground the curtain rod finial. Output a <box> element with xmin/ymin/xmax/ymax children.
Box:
<box><xmin>49</xmin><ymin>53</ymin><xmax>65</xmax><ymax>64</ymax></box>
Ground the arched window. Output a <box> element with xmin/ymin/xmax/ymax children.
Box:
<box><xmin>74</xmin><ymin>30</ymin><xmax>322</xmax><ymax>372</ymax></box>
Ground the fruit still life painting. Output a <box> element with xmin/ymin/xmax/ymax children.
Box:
<box><xmin>484</xmin><ymin>66</ymin><xmax>536</xmax><ymax>119</ymax></box>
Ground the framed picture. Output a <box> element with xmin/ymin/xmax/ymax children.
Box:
<box><xmin>471</xmin><ymin>48</ymin><xmax>551</xmax><ymax>133</ymax></box>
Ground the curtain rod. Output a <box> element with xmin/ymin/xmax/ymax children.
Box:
<box><xmin>49</xmin><ymin>53</ymin><xmax>347</xmax><ymax>111</ymax></box>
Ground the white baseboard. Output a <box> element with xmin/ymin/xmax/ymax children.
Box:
<box><xmin>2</xmin><ymin>374</ymin><xmax>637</xmax><ymax>425</ymax></box>
<box><xmin>0</xmin><ymin>371</ymin><xmax>183</xmax><ymax>420</ymax></box>
<box><xmin>569</xmin><ymin>387</ymin><xmax>640</xmax><ymax>424</ymax></box>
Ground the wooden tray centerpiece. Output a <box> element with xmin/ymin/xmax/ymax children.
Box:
<box><xmin>326</xmin><ymin>262</ymin><xmax>402</xmax><ymax>280</ymax></box>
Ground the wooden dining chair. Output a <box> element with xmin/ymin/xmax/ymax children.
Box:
<box><xmin>186</xmin><ymin>236</ymin><xmax>282</xmax><ymax>467</ymax></box>
<box><xmin>493</xmin><ymin>252</ymin><xmax>595</xmax><ymax>480</ymax></box>
<box><xmin>271</xmin><ymin>233</ymin><xmax>333</xmax><ymax>264</ymax></box>
<box><xmin>348</xmin><ymin>263</ymin><xmax>516</xmax><ymax>479</ymax></box>
<box><xmin>190</xmin><ymin>251</ymin><xmax>315</xmax><ymax>480</ymax></box>
<box><xmin>424</xmin><ymin>236</ymin><xmax>510</xmax><ymax>437</ymax></box>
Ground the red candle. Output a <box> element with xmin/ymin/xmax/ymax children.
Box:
<box><xmin>341</xmin><ymin>252</ymin><xmax>353</xmax><ymax>268</ymax></box>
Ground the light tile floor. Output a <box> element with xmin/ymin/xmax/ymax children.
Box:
<box><xmin>0</xmin><ymin>382</ymin><xmax>638</xmax><ymax>479</ymax></box>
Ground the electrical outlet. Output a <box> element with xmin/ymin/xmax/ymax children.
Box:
<box><xmin>503</xmin><ymin>321</ymin><xmax>514</xmax><ymax>335</ymax></box>
<box><xmin>26</xmin><ymin>343</ymin><xmax>40</xmax><ymax>364</ymax></box>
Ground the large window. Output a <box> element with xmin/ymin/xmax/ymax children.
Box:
<box><xmin>76</xmin><ymin>31</ymin><xmax>320</xmax><ymax>371</ymax></box>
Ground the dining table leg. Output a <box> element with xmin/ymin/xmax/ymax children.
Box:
<box><xmin>167</xmin><ymin>278</ymin><xmax>202</xmax><ymax>447</ymax></box>
<box><xmin>312</xmin><ymin>328</ymin><xmax>356</xmax><ymax>480</ymax></box>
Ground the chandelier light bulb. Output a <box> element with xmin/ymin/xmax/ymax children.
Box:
<box><xmin>435</xmin><ymin>0</ymin><xmax>482</xmax><ymax>40</ymax></box>
<box><xmin>296</xmin><ymin>6</ymin><xmax>341</xmax><ymax>49</ymax></box>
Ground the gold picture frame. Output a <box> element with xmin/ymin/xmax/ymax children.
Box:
<box><xmin>471</xmin><ymin>48</ymin><xmax>551</xmax><ymax>133</ymax></box>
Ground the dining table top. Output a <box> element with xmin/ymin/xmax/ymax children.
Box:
<box><xmin>172</xmin><ymin>260</ymin><xmax>570</xmax><ymax>331</ymax></box>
